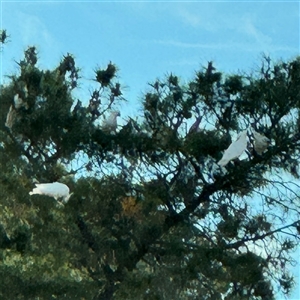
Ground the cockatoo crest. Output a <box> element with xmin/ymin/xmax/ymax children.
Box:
<box><xmin>218</xmin><ymin>130</ymin><xmax>248</xmax><ymax>167</ymax></box>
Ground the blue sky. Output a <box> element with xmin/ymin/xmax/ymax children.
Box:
<box><xmin>1</xmin><ymin>1</ymin><xmax>300</xmax><ymax>298</ymax></box>
<box><xmin>1</xmin><ymin>1</ymin><xmax>299</xmax><ymax>117</ymax></box>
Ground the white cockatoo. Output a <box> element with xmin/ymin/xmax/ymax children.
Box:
<box><xmin>252</xmin><ymin>129</ymin><xmax>270</xmax><ymax>155</ymax></box>
<box><xmin>218</xmin><ymin>130</ymin><xmax>248</xmax><ymax>167</ymax></box>
<box><xmin>29</xmin><ymin>182</ymin><xmax>71</xmax><ymax>204</ymax></box>
<box><xmin>102</xmin><ymin>111</ymin><xmax>120</xmax><ymax>133</ymax></box>
<box><xmin>5</xmin><ymin>105</ymin><xmax>16</xmax><ymax>130</ymax></box>
<box><xmin>14</xmin><ymin>94</ymin><xmax>23</xmax><ymax>109</ymax></box>
<box><xmin>23</xmin><ymin>85</ymin><xmax>28</xmax><ymax>98</ymax></box>
<box><xmin>14</xmin><ymin>93</ymin><xmax>28</xmax><ymax>110</ymax></box>
<box><xmin>5</xmin><ymin>94</ymin><xmax>28</xmax><ymax>130</ymax></box>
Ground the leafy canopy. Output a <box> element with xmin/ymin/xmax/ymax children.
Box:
<box><xmin>1</xmin><ymin>36</ymin><xmax>300</xmax><ymax>299</ymax></box>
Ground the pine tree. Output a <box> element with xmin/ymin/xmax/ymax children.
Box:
<box><xmin>1</xmin><ymin>35</ymin><xmax>300</xmax><ymax>299</ymax></box>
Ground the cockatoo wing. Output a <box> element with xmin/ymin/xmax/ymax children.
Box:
<box><xmin>29</xmin><ymin>182</ymin><xmax>70</xmax><ymax>201</ymax></box>
<box><xmin>218</xmin><ymin>130</ymin><xmax>248</xmax><ymax>167</ymax></box>
<box><xmin>252</xmin><ymin>130</ymin><xmax>270</xmax><ymax>143</ymax></box>
<box><xmin>5</xmin><ymin>105</ymin><xmax>16</xmax><ymax>130</ymax></box>
<box><xmin>252</xmin><ymin>130</ymin><xmax>270</xmax><ymax>155</ymax></box>
<box><xmin>102</xmin><ymin>111</ymin><xmax>120</xmax><ymax>132</ymax></box>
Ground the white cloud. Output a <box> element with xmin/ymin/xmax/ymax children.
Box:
<box><xmin>239</xmin><ymin>15</ymin><xmax>272</xmax><ymax>46</ymax></box>
<box><xmin>15</xmin><ymin>11</ymin><xmax>61</xmax><ymax>67</ymax></box>
<box><xmin>15</xmin><ymin>11</ymin><xmax>63</xmax><ymax>68</ymax></box>
<box><xmin>153</xmin><ymin>39</ymin><xmax>297</xmax><ymax>53</ymax></box>
<box><xmin>164</xmin><ymin>3</ymin><xmax>298</xmax><ymax>56</ymax></box>
<box><xmin>172</xmin><ymin>3</ymin><xmax>218</xmax><ymax>31</ymax></box>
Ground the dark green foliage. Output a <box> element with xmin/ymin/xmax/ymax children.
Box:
<box><xmin>95</xmin><ymin>62</ymin><xmax>117</xmax><ymax>87</ymax></box>
<box><xmin>224</xmin><ymin>75</ymin><xmax>244</xmax><ymax>95</ymax></box>
<box><xmin>0</xmin><ymin>29</ymin><xmax>9</xmax><ymax>44</ymax></box>
<box><xmin>218</xmin><ymin>216</ymin><xmax>242</xmax><ymax>238</ymax></box>
<box><xmin>184</xmin><ymin>129</ymin><xmax>231</xmax><ymax>159</ymax></box>
<box><xmin>0</xmin><ymin>42</ymin><xmax>299</xmax><ymax>300</ymax></box>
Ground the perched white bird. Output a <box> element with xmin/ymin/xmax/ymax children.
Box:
<box><xmin>23</xmin><ymin>85</ymin><xmax>28</xmax><ymax>98</ymax></box>
<box><xmin>5</xmin><ymin>105</ymin><xmax>23</xmax><ymax>142</ymax></box>
<box><xmin>218</xmin><ymin>130</ymin><xmax>248</xmax><ymax>167</ymax></box>
<box><xmin>14</xmin><ymin>94</ymin><xmax>28</xmax><ymax>110</ymax></box>
<box><xmin>252</xmin><ymin>129</ymin><xmax>270</xmax><ymax>155</ymax></box>
<box><xmin>29</xmin><ymin>182</ymin><xmax>71</xmax><ymax>204</ymax></box>
<box><xmin>14</xmin><ymin>94</ymin><xmax>23</xmax><ymax>109</ymax></box>
<box><xmin>102</xmin><ymin>111</ymin><xmax>120</xmax><ymax>133</ymax></box>
<box><xmin>6</xmin><ymin>94</ymin><xmax>27</xmax><ymax>130</ymax></box>
<box><xmin>5</xmin><ymin>105</ymin><xmax>16</xmax><ymax>130</ymax></box>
